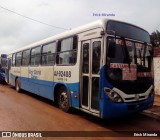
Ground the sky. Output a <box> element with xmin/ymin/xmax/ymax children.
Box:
<box><xmin>0</xmin><ymin>0</ymin><xmax>160</xmax><ymax>54</ymax></box>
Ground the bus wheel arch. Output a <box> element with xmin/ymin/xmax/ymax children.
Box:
<box><xmin>54</xmin><ymin>84</ymin><xmax>71</xmax><ymax>112</ymax></box>
<box><xmin>15</xmin><ymin>77</ymin><xmax>21</xmax><ymax>93</ymax></box>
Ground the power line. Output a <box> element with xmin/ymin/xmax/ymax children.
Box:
<box><xmin>0</xmin><ymin>5</ymin><xmax>69</xmax><ymax>30</ymax></box>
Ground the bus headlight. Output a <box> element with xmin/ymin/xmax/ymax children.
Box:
<box><xmin>104</xmin><ymin>88</ymin><xmax>123</xmax><ymax>103</ymax></box>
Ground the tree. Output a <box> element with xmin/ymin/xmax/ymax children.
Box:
<box><xmin>150</xmin><ymin>30</ymin><xmax>160</xmax><ymax>47</ymax></box>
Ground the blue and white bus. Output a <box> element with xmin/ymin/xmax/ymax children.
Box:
<box><xmin>0</xmin><ymin>54</ymin><xmax>7</xmax><ymax>82</ymax></box>
<box><xmin>5</xmin><ymin>19</ymin><xmax>154</xmax><ymax>118</ymax></box>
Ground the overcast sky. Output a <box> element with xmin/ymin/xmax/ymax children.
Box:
<box><xmin>0</xmin><ymin>0</ymin><xmax>160</xmax><ymax>54</ymax></box>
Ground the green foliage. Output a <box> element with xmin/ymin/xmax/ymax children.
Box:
<box><xmin>150</xmin><ymin>30</ymin><xmax>160</xmax><ymax>47</ymax></box>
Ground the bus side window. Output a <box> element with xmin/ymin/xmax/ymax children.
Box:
<box><xmin>30</xmin><ymin>46</ymin><xmax>41</xmax><ymax>66</ymax></box>
<box><xmin>12</xmin><ymin>53</ymin><xmax>16</xmax><ymax>66</ymax></box>
<box><xmin>56</xmin><ymin>36</ymin><xmax>77</xmax><ymax>65</ymax></box>
<box><xmin>22</xmin><ymin>49</ymin><xmax>30</xmax><ymax>66</ymax></box>
<box><xmin>42</xmin><ymin>42</ymin><xmax>56</xmax><ymax>65</ymax></box>
<box><xmin>15</xmin><ymin>52</ymin><xmax>22</xmax><ymax>66</ymax></box>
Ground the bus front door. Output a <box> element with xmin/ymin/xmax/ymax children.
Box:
<box><xmin>81</xmin><ymin>39</ymin><xmax>102</xmax><ymax>114</ymax></box>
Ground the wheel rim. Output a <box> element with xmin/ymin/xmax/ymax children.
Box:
<box><xmin>59</xmin><ymin>92</ymin><xmax>68</xmax><ymax>108</ymax></box>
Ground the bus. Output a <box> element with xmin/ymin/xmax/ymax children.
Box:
<box><xmin>0</xmin><ymin>54</ymin><xmax>7</xmax><ymax>82</ymax></box>
<box><xmin>5</xmin><ymin>19</ymin><xmax>154</xmax><ymax>118</ymax></box>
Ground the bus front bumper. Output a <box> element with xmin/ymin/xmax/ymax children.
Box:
<box><xmin>100</xmin><ymin>95</ymin><xmax>154</xmax><ymax>119</ymax></box>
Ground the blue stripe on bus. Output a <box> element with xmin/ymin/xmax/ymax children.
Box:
<box><xmin>10</xmin><ymin>66</ymin><xmax>154</xmax><ymax>119</ymax></box>
<box><xmin>12</xmin><ymin>75</ymin><xmax>80</xmax><ymax>108</ymax></box>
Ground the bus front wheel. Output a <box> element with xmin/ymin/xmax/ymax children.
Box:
<box><xmin>15</xmin><ymin>78</ymin><xmax>21</xmax><ymax>93</ymax></box>
<box><xmin>58</xmin><ymin>87</ymin><xmax>70</xmax><ymax>112</ymax></box>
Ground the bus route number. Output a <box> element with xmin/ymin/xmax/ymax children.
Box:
<box><xmin>54</xmin><ymin>71</ymin><xmax>71</xmax><ymax>78</ymax></box>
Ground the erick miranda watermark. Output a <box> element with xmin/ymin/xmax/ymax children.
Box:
<box><xmin>134</xmin><ymin>132</ymin><xmax>158</xmax><ymax>137</ymax></box>
<box><xmin>93</xmin><ymin>13</ymin><xmax>115</xmax><ymax>17</ymax></box>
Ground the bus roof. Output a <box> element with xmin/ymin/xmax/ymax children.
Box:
<box><xmin>8</xmin><ymin>18</ymin><xmax>149</xmax><ymax>54</ymax></box>
<box><xmin>8</xmin><ymin>19</ymin><xmax>109</xmax><ymax>54</ymax></box>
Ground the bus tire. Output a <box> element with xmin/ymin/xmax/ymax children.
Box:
<box><xmin>58</xmin><ymin>87</ymin><xmax>70</xmax><ymax>112</ymax></box>
<box><xmin>15</xmin><ymin>78</ymin><xmax>21</xmax><ymax>93</ymax></box>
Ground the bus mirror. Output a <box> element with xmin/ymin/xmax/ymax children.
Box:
<box><xmin>108</xmin><ymin>41</ymin><xmax>116</xmax><ymax>58</ymax></box>
<box><xmin>106</xmin><ymin>30</ymin><xmax>116</xmax><ymax>36</ymax></box>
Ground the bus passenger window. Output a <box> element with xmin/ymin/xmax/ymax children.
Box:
<box><xmin>16</xmin><ymin>52</ymin><xmax>22</xmax><ymax>66</ymax></box>
<box><xmin>42</xmin><ymin>42</ymin><xmax>56</xmax><ymax>65</ymax></box>
<box><xmin>12</xmin><ymin>53</ymin><xmax>16</xmax><ymax>66</ymax></box>
<box><xmin>22</xmin><ymin>49</ymin><xmax>30</xmax><ymax>66</ymax></box>
<box><xmin>31</xmin><ymin>46</ymin><xmax>41</xmax><ymax>66</ymax></box>
<box><xmin>56</xmin><ymin>36</ymin><xmax>77</xmax><ymax>65</ymax></box>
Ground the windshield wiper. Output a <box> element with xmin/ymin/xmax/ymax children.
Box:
<box><xmin>121</xmin><ymin>37</ymin><xmax>131</xmax><ymax>71</ymax></box>
<box><xmin>138</xmin><ymin>42</ymin><xmax>147</xmax><ymax>67</ymax></box>
<box><xmin>143</xmin><ymin>42</ymin><xmax>147</xmax><ymax>66</ymax></box>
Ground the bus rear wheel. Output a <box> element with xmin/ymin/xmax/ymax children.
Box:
<box><xmin>15</xmin><ymin>78</ymin><xmax>21</xmax><ymax>93</ymax></box>
<box><xmin>58</xmin><ymin>87</ymin><xmax>70</xmax><ymax>112</ymax></box>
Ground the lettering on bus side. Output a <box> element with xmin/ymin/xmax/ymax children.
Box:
<box><xmin>54</xmin><ymin>71</ymin><xmax>71</xmax><ymax>81</ymax></box>
<box><xmin>54</xmin><ymin>71</ymin><xmax>71</xmax><ymax>78</ymax></box>
<box><xmin>29</xmin><ymin>69</ymin><xmax>41</xmax><ymax>79</ymax></box>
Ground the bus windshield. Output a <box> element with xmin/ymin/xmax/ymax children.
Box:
<box><xmin>108</xmin><ymin>38</ymin><xmax>152</xmax><ymax>69</ymax></box>
<box><xmin>106</xmin><ymin>37</ymin><xmax>153</xmax><ymax>94</ymax></box>
<box><xmin>107</xmin><ymin>20</ymin><xmax>150</xmax><ymax>43</ymax></box>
